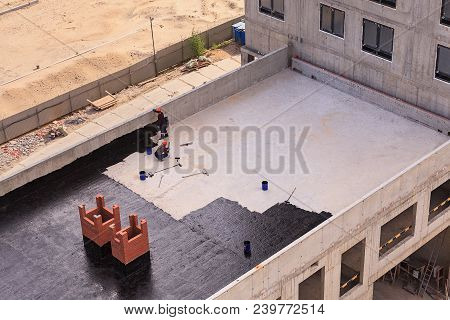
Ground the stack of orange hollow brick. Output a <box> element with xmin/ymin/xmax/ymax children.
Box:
<box><xmin>78</xmin><ymin>194</ymin><xmax>149</xmax><ymax>265</ymax></box>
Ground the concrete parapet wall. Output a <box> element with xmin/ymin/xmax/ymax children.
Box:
<box><xmin>0</xmin><ymin>46</ymin><xmax>289</xmax><ymax>198</ymax></box>
<box><xmin>210</xmin><ymin>140</ymin><xmax>450</xmax><ymax>300</ymax></box>
<box><xmin>0</xmin><ymin>1</ymin><xmax>39</xmax><ymax>16</ymax></box>
<box><xmin>0</xmin><ymin>16</ymin><xmax>244</xmax><ymax>145</ymax></box>
<box><xmin>292</xmin><ymin>58</ymin><xmax>450</xmax><ymax>135</ymax></box>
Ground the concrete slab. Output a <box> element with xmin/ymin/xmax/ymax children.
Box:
<box><xmin>74</xmin><ymin>122</ymin><xmax>107</xmax><ymax>139</ymax></box>
<box><xmin>231</xmin><ymin>54</ymin><xmax>241</xmax><ymax>62</ymax></box>
<box><xmin>0</xmin><ymin>131</ymin><xmax>329</xmax><ymax>300</ymax></box>
<box><xmin>128</xmin><ymin>95</ymin><xmax>155</xmax><ymax>111</ymax></box>
<box><xmin>93</xmin><ymin>112</ymin><xmax>126</xmax><ymax>129</ymax></box>
<box><xmin>111</xmin><ymin>103</ymin><xmax>146</xmax><ymax>120</ymax></box>
<box><xmin>160</xmin><ymin>79</ymin><xmax>194</xmax><ymax>97</ymax></box>
<box><xmin>197</xmin><ymin>64</ymin><xmax>229</xmax><ymax>80</ymax></box>
<box><xmin>143</xmin><ymin>87</ymin><xmax>173</xmax><ymax>105</ymax></box>
<box><xmin>214</xmin><ymin>58</ymin><xmax>241</xmax><ymax>72</ymax></box>
<box><xmin>179</xmin><ymin>71</ymin><xmax>210</xmax><ymax>87</ymax></box>
<box><xmin>105</xmin><ymin>69</ymin><xmax>448</xmax><ymax>220</ymax></box>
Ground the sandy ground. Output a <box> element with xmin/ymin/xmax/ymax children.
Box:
<box><xmin>0</xmin><ymin>0</ymin><xmax>243</xmax><ymax>119</ymax></box>
<box><xmin>0</xmin><ymin>42</ymin><xmax>241</xmax><ymax>173</ymax></box>
<box><xmin>0</xmin><ymin>0</ymin><xmax>29</xmax><ymax>10</ymax></box>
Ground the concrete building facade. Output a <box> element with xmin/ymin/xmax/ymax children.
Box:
<box><xmin>242</xmin><ymin>0</ymin><xmax>450</xmax><ymax>120</ymax></box>
<box><xmin>212</xmin><ymin>139</ymin><xmax>450</xmax><ymax>300</ymax></box>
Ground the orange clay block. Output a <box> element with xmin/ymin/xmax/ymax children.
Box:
<box><xmin>110</xmin><ymin>214</ymin><xmax>150</xmax><ymax>265</ymax></box>
<box><xmin>78</xmin><ymin>194</ymin><xmax>121</xmax><ymax>247</ymax></box>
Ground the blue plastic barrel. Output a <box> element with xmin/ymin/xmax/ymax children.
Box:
<box><xmin>139</xmin><ymin>171</ymin><xmax>147</xmax><ymax>181</ymax></box>
<box><xmin>262</xmin><ymin>181</ymin><xmax>269</xmax><ymax>191</ymax></box>
<box><xmin>244</xmin><ymin>241</ymin><xmax>251</xmax><ymax>256</ymax></box>
<box><xmin>146</xmin><ymin>146</ymin><xmax>152</xmax><ymax>155</ymax></box>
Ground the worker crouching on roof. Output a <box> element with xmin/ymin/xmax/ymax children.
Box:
<box><xmin>155</xmin><ymin>140</ymin><xmax>169</xmax><ymax>161</ymax></box>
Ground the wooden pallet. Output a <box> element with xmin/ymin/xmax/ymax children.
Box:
<box><xmin>87</xmin><ymin>91</ymin><xmax>116</xmax><ymax>111</ymax></box>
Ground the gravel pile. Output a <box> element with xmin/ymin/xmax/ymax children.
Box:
<box><xmin>0</xmin><ymin>111</ymin><xmax>88</xmax><ymax>173</ymax></box>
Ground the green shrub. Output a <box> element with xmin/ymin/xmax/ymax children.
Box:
<box><xmin>190</xmin><ymin>32</ymin><xmax>206</xmax><ymax>57</ymax></box>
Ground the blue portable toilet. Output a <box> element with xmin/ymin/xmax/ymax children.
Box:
<box><xmin>232</xmin><ymin>21</ymin><xmax>245</xmax><ymax>43</ymax></box>
<box><xmin>239</xmin><ymin>25</ymin><xmax>246</xmax><ymax>45</ymax></box>
<box><xmin>236</xmin><ymin>22</ymin><xmax>246</xmax><ymax>45</ymax></box>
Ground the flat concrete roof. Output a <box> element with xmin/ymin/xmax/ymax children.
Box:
<box><xmin>106</xmin><ymin>69</ymin><xmax>448</xmax><ymax>219</ymax></box>
<box><xmin>0</xmin><ymin>68</ymin><xmax>448</xmax><ymax>300</ymax></box>
<box><xmin>0</xmin><ymin>133</ymin><xmax>329</xmax><ymax>299</ymax></box>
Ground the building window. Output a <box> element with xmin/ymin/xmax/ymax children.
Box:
<box><xmin>442</xmin><ymin>0</ymin><xmax>450</xmax><ymax>26</ymax></box>
<box><xmin>259</xmin><ymin>0</ymin><xmax>285</xmax><ymax>21</ymax></box>
<box><xmin>320</xmin><ymin>4</ymin><xmax>345</xmax><ymax>38</ymax></box>
<box><xmin>436</xmin><ymin>45</ymin><xmax>450</xmax><ymax>83</ymax></box>
<box><xmin>362</xmin><ymin>19</ymin><xmax>394</xmax><ymax>61</ymax></box>
<box><xmin>369</xmin><ymin>0</ymin><xmax>396</xmax><ymax>8</ymax></box>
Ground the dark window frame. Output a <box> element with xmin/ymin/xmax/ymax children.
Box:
<box><xmin>369</xmin><ymin>0</ymin><xmax>397</xmax><ymax>9</ymax></box>
<box><xmin>442</xmin><ymin>0</ymin><xmax>450</xmax><ymax>26</ymax></box>
<box><xmin>259</xmin><ymin>0</ymin><xmax>285</xmax><ymax>21</ymax></box>
<box><xmin>362</xmin><ymin>19</ymin><xmax>394</xmax><ymax>61</ymax></box>
<box><xmin>320</xmin><ymin>4</ymin><xmax>345</xmax><ymax>38</ymax></box>
<box><xmin>436</xmin><ymin>45</ymin><xmax>450</xmax><ymax>83</ymax></box>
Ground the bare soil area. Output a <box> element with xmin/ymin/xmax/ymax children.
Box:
<box><xmin>0</xmin><ymin>0</ymin><xmax>243</xmax><ymax>120</ymax></box>
<box><xmin>0</xmin><ymin>42</ymin><xmax>241</xmax><ymax>174</ymax></box>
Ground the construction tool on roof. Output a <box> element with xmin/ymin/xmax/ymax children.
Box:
<box><xmin>182</xmin><ymin>169</ymin><xmax>209</xmax><ymax>179</ymax></box>
<box><xmin>284</xmin><ymin>187</ymin><xmax>297</xmax><ymax>204</ymax></box>
<box><xmin>158</xmin><ymin>175</ymin><xmax>164</xmax><ymax>188</ymax></box>
<box><xmin>87</xmin><ymin>91</ymin><xmax>116</xmax><ymax>111</ymax></box>
<box><xmin>147</xmin><ymin>157</ymin><xmax>182</xmax><ymax>178</ymax></box>
<box><xmin>179</xmin><ymin>142</ymin><xmax>193</xmax><ymax>147</ymax></box>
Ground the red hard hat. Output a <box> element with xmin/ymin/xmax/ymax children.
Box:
<box><xmin>156</xmin><ymin>107</ymin><xmax>162</xmax><ymax>112</ymax></box>
<box><xmin>162</xmin><ymin>140</ymin><xmax>168</xmax><ymax>146</ymax></box>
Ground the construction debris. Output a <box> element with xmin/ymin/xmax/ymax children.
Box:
<box><xmin>47</xmin><ymin>125</ymin><xmax>68</xmax><ymax>140</ymax></box>
<box><xmin>181</xmin><ymin>55</ymin><xmax>212</xmax><ymax>72</ymax></box>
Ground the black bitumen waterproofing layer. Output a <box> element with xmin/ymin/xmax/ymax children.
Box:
<box><xmin>0</xmin><ymin>130</ymin><xmax>331</xmax><ymax>299</ymax></box>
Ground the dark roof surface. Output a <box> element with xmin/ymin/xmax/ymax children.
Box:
<box><xmin>0</xmin><ymin>130</ymin><xmax>330</xmax><ymax>299</ymax></box>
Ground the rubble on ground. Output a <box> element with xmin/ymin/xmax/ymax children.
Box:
<box><xmin>0</xmin><ymin>111</ymin><xmax>88</xmax><ymax>173</ymax></box>
<box><xmin>182</xmin><ymin>55</ymin><xmax>212</xmax><ymax>72</ymax></box>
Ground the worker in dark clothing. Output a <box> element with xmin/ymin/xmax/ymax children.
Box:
<box><xmin>154</xmin><ymin>107</ymin><xmax>165</xmax><ymax>131</ymax></box>
<box><xmin>154</xmin><ymin>140</ymin><xmax>169</xmax><ymax>161</ymax></box>
<box><xmin>153</xmin><ymin>107</ymin><xmax>169</xmax><ymax>139</ymax></box>
<box><xmin>160</xmin><ymin>115</ymin><xmax>169</xmax><ymax>139</ymax></box>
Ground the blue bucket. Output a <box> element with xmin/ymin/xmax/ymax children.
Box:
<box><xmin>262</xmin><ymin>181</ymin><xmax>269</xmax><ymax>191</ymax></box>
<box><xmin>146</xmin><ymin>146</ymin><xmax>152</xmax><ymax>155</ymax></box>
<box><xmin>244</xmin><ymin>241</ymin><xmax>251</xmax><ymax>256</ymax></box>
<box><xmin>139</xmin><ymin>171</ymin><xmax>147</xmax><ymax>181</ymax></box>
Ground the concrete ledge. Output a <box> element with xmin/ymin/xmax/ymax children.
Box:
<box><xmin>130</xmin><ymin>63</ymin><xmax>156</xmax><ymax>85</ymax></box>
<box><xmin>0</xmin><ymin>46</ymin><xmax>289</xmax><ymax>197</ymax></box>
<box><xmin>37</xmin><ymin>95</ymin><xmax>72</xmax><ymax>125</ymax></box>
<box><xmin>0</xmin><ymin>126</ymin><xmax>6</xmax><ymax>145</ymax></box>
<box><xmin>69</xmin><ymin>80</ymin><xmax>101</xmax><ymax>111</ymax></box>
<box><xmin>99</xmin><ymin>68</ymin><xmax>131</xmax><ymax>95</ymax></box>
<box><xmin>0</xmin><ymin>0</ymin><xmax>38</xmax><ymax>16</ymax></box>
<box><xmin>292</xmin><ymin>58</ymin><xmax>450</xmax><ymax>135</ymax></box>
<box><xmin>4</xmin><ymin>115</ymin><xmax>39</xmax><ymax>141</ymax></box>
<box><xmin>0</xmin><ymin>16</ymin><xmax>244</xmax><ymax>144</ymax></box>
<box><xmin>156</xmin><ymin>42</ymin><xmax>184</xmax><ymax>73</ymax></box>
<box><xmin>209</xmin><ymin>140</ymin><xmax>450</xmax><ymax>300</ymax></box>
